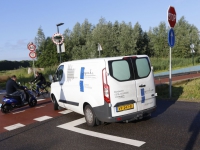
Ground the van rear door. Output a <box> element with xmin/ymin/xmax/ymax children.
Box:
<box><xmin>133</xmin><ymin>56</ymin><xmax>156</xmax><ymax>111</ymax></box>
<box><xmin>107</xmin><ymin>57</ymin><xmax>138</xmax><ymax>117</ymax></box>
<box><xmin>107</xmin><ymin>56</ymin><xmax>155</xmax><ymax>117</ymax></box>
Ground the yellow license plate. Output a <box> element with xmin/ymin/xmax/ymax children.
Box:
<box><xmin>116</xmin><ymin>104</ymin><xmax>134</xmax><ymax>112</ymax></box>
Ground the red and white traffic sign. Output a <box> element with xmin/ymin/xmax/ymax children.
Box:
<box><xmin>52</xmin><ymin>33</ymin><xmax>64</xmax><ymax>45</ymax></box>
<box><xmin>27</xmin><ymin>42</ymin><xmax>33</xmax><ymax>49</ymax></box>
<box><xmin>167</xmin><ymin>6</ymin><xmax>176</xmax><ymax>28</ymax></box>
<box><xmin>28</xmin><ymin>43</ymin><xmax>36</xmax><ymax>51</ymax></box>
<box><xmin>29</xmin><ymin>51</ymin><xmax>36</xmax><ymax>58</ymax></box>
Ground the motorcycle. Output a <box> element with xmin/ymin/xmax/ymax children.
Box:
<box><xmin>0</xmin><ymin>85</ymin><xmax>37</xmax><ymax>113</ymax></box>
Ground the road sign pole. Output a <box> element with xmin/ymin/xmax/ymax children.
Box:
<box><xmin>99</xmin><ymin>49</ymin><xmax>100</xmax><ymax>57</ymax></box>
<box><xmin>98</xmin><ymin>43</ymin><xmax>102</xmax><ymax>58</ymax></box>
<box><xmin>192</xmin><ymin>52</ymin><xmax>194</xmax><ymax>66</ymax></box>
<box><xmin>169</xmin><ymin>47</ymin><xmax>172</xmax><ymax>98</ymax></box>
<box><xmin>33</xmin><ymin>58</ymin><xmax>35</xmax><ymax>77</ymax></box>
<box><xmin>167</xmin><ymin>6</ymin><xmax>176</xmax><ymax>99</ymax></box>
<box><xmin>59</xmin><ymin>44</ymin><xmax>61</xmax><ymax>63</ymax></box>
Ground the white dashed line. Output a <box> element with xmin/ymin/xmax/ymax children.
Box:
<box><xmin>37</xmin><ymin>99</ymin><xmax>46</xmax><ymax>102</ymax></box>
<box><xmin>58</xmin><ymin>110</ymin><xmax>72</xmax><ymax>114</ymax></box>
<box><xmin>35</xmin><ymin>105</ymin><xmax>46</xmax><ymax>109</ymax></box>
<box><xmin>4</xmin><ymin>123</ymin><xmax>25</xmax><ymax>131</ymax></box>
<box><xmin>12</xmin><ymin>110</ymin><xmax>25</xmax><ymax>114</ymax></box>
<box><xmin>57</xmin><ymin>117</ymin><xmax>146</xmax><ymax>147</ymax></box>
<box><xmin>33</xmin><ymin>116</ymin><xmax>52</xmax><ymax>122</ymax></box>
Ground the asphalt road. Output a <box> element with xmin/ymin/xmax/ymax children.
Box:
<box><xmin>0</xmin><ymin>99</ymin><xmax>199</xmax><ymax>150</ymax></box>
<box><xmin>1</xmin><ymin>73</ymin><xmax>200</xmax><ymax>150</ymax></box>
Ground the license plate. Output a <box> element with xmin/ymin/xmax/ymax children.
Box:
<box><xmin>116</xmin><ymin>104</ymin><xmax>134</xmax><ymax>112</ymax></box>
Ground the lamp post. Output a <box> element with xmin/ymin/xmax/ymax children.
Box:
<box><xmin>56</xmin><ymin>23</ymin><xmax>64</xmax><ymax>63</ymax></box>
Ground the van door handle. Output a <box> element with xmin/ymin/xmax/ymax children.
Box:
<box><xmin>139</xmin><ymin>84</ymin><xmax>146</xmax><ymax>87</ymax></box>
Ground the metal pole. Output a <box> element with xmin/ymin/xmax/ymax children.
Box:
<box><xmin>33</xmin><ymin>59</ymin><xmax>35</xmax><ymax>77</ymax></box>
<box><xmin>169</xmin><ymin>47</ymin><xmax>172</xmax><ymax>99</ymax></box>
<box><xmin>57</xmin><ymin>26</ymin><xmax>61</xmax><ymax>63</ymax></box>
<box><xmin>192</xmin><ymin>52</ymin><xmax>194</xmax><ymax>66</ymax></box>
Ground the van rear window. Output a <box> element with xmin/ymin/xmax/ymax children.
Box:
<box><xmin>111</xmin><ymin>60</ymin><xmax>131</xmax><ymax>81</ymax></box>
<box><xmin>135</xmin><ymin>58</ymin><xmax>150</xmax><ymax>78</ymax></box>
<box><xmin>108</xmin><ymin>57</ymin><xmax>151</xmax><ymax>81</ymax></box>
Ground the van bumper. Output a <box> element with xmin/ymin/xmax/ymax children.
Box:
<box><xmin>93</xmin><ymin>104</ymin><xmax>156</xmax><ymax>123</ymax></box>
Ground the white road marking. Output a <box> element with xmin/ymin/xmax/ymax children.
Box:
<box><xmin>57</xmin><ymin>117</ymin><xmax>145</xmax><ymax>147</ymax></box>
<box><xmin>12</xmin><ymin>110</ymin><xmax>25</xmax><ymax>114</ymax></box>
<box><xmin>37</xmin><ymin>99</ymin><xmax>46</xmax><ymax>102</ymax></box>
<box><xmin>33</xmin><ymin>116</ymin><xmax>52</xmax><ymax>122</ymax></box>
<box><xmin>4</xmin><ymin>123</ymin><xmax>25</xmax><ymax>131</ymax></box>
<box><xmin>58</xmin><ymin>110</ymin><xmax>72</xmax><ymax>114</ymax></box>
<box><xmin>35</xmin><ymin>105</ymin><xmax>46</xmax><ymax>109</ymax></box>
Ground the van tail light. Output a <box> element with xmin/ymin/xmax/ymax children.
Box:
<box><xmin>102</xmin><ymin>68</ymin><xmax>110</xmax><ymax>103</ymax></box>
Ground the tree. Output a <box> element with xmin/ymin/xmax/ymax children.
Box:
<box><xmin>118</xmin><ymin>22</ymin><xmax>135</xmax><ymax>56</ymax></box>
<box><xmin>63</xmin><ymin>28</ymin><xmax>73</xmax><ymax>61</ymax></box>
<box><xmin>133</xmin><ymin>22</ymin><xmax>148</xmax><ymax>55</ymax></box>
<box><xmin>35</xmin><ymin>37</ymin><xmax>58</xmax><ymax>67</ymax></box>
<box><xmin>148</xmin><ymin>22</ymin><xmax>168</xmax><ymax>58</ymax></box>
<box><xmin>34</xmin><ymin>26</ymin><xmax>46</xmax><ymax>57</ymax></box>
<box><xmin>173</xmin><ymin>16</ymin><xmax>200</xmax><ymax>58</ymax></box>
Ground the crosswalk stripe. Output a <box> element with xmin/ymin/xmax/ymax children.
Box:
<box><xmin>33</xmin><ymin>116</ymin><xmax>52</xmax><ymax>122</ymax></box>
<box><xmin>58</xmin><ymin>110</ymin><xmax>72</xmax><ymax>114</ymax></box>
<box><xmin>4</xmin><ymin>123</ymin><xmax>25</xmax><ymax>131</ymax></box>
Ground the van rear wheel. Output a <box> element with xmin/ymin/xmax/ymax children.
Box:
<box><xmin>84</xmin><ymin>105</ymin><xmax>99</xmax><ymax>127</ymax></box>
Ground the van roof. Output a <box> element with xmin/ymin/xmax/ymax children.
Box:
<box><xmin>60</xmin><ymin>55</ymin><xmax>148</xmax><ymax>65</ymax></box>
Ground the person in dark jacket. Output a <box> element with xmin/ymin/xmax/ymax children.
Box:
<box><xmin>6</xmin><ymin>75</ymin><xmax>25</xmax><ymax>104</ymax></box>
<box><xmin>30</xmin><ymin>71</ymin><xmax>46</xmax><ymax>97</ymax></box>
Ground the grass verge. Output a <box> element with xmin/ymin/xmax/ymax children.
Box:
<box><xmin>156</xmin><ymin>78</ymin><xmax>200</xmax><ymax>102</ymax></box>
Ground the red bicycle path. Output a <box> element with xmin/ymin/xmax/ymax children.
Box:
<box><xmin>154</xmin><ymin>72</ymin><xmax>200</xmax><ymax>85</ymax></box>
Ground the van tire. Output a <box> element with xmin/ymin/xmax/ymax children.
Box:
<box><xmin>84</xmin><ymin>105</ymin><xmax>98</xmax><ymax>127</ymax></box>
<box><xmin>53</xmin><ymin>96</ymin><xmax>59</xmax><ymax>110</ymax></box>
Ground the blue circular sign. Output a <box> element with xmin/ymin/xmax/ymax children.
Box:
<box><xmin>168</xmin><ymin>28</ymin><xmax>175</xmax><ymax>47</ymax></box>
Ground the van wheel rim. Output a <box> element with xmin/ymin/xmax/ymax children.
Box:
<box><xmin>85</xmin><ymin>108</ymin><xmax>93</xmax><ymax>123</ymax></box>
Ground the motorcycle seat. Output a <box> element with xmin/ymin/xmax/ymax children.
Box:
<box><xmin>5</xmin><ymin>95</ymin><xmax>21</xmax><ymax>100</ymax></box>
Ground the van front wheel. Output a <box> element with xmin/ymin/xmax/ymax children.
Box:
<box><xmin>84</xmin><ymin>105</ymin><xmax>97</xmax><ymax>127</ymax></box>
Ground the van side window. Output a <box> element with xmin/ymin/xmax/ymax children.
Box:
<box><xmin>109</xmin><ymin>60</ymin><xmax>131</xmax><ymax>81</ymax></box>
<box><xmin>55</xmin><ymin>65</ymin><xmax>64</xmax><ymax>82</ymax></box>
<box><xmin>135</xmin><ymin>58</ymin><xmax>150</xmax><ymax>78</ymax></box>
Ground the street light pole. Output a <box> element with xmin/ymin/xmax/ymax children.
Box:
<box><xmin>56</xmin><ymin>23</ymin><xmax>64</xmax><ymax>63</ymax></box>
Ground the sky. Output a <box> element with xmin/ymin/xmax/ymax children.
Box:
<box><xmin>0</xmin><ymin>0</ymin><xmax>200</xmax><ymax>61</ymax></box>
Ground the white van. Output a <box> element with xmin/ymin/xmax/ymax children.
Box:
<box><xmin>50</xmin><ymin>55</ymin><xmax>157</xmax><ymax>126</ymax></box>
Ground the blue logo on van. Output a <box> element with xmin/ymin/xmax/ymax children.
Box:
<box><xmin>141</xmin><ymin>88</ymin><xmax>145</xmax><ymax>103</ymax></box>
<box><xmin>80</xmin><ymin>81</ymin><xmax>84</xmax><ymax>92</ymax></box>
<box><xmin>80</xmin><ymin>67</ymin><xmax>85</xmax><ymax>79</ymax></box>
<box><xmin>80</xmin><ymin>67</ymin><xmax>85</xmax><ymax>92</ymax></box>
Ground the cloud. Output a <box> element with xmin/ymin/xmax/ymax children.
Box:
<box><xmin>3</xmin><ymin>39</ymin><xmax>29</xmax><ymax>51</ymax></box>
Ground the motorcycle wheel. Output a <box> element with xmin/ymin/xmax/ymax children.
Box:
<box><xmin>28</xmin><ymin>98</ymin><xmax>37</xmax><ymax>107</ymax></box>
<box><xmin>1</xmin><ymin>104</ymin><xmax>12</xmax><ymax>113</ymax></box>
